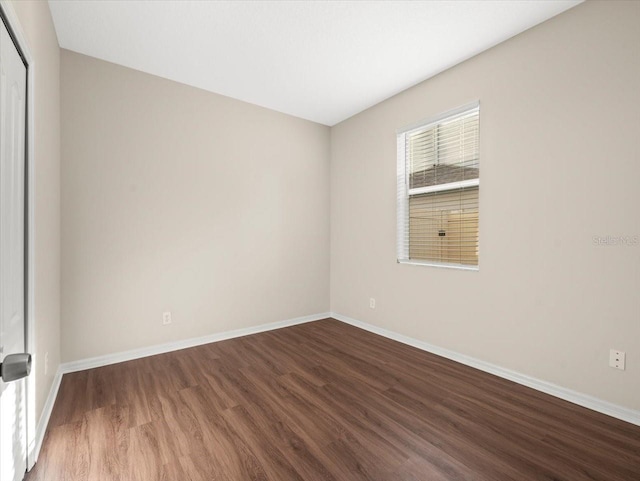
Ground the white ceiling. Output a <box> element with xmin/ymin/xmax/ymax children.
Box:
<box><xmin>49</xmin><ymin>0</ymin><xmax>582</xmax><ymax>126</ymax></box>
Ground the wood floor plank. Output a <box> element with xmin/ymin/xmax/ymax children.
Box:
<box><xmin>26</xmin><ymin>319</ymin><xmax>640</xmax><ymax>481</ymax></box>
<box><xmin>222</xmin><ymin>405</ymin><xmax>306</xmax><ymax>481</ymax></box>
<box><xmin>314</xmin><ymin>364</ymin><xmax>523</xmax><ymax>480</ymax></box>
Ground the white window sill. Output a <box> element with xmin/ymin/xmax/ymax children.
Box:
<box><xmin>397</xmin><ymin>259</ymin><xmax>479</xmax><ymax>271</ymax></box>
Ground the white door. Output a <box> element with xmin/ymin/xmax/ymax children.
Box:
<box><xmin>0</xmin><ymin>16</ymin><xmax>27</xmax><ymax>481</ymax></box>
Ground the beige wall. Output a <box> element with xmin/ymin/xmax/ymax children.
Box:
<box><xmin>61</xmin><ymin>51</ymin><xmax>330</xmax><ymax>362</ymax></box>
<box><xmin>8</xmin><ymin>0</ymin><xmax>61</xmax><ymax>426</ymax></box>
<box><xmin>330</xmin><ymin>1</ymin><xmax>640</xmax><ymax>410</ymax></box>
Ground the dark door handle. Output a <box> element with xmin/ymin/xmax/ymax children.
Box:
<box><xmin>1</xmin><ymin>353</ymin><xmax>32</xmax><ymax>382</ymax></box>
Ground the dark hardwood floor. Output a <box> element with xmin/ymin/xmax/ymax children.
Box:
<box><xmin>27</xmin><ymin>318</ymin><xmax>640</xmax><ymax>480</ymax></box>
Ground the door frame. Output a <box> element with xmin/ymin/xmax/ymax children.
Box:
<box><xmin>0</xmin><ymin>0</ymin><xmax>37</xmax><ymax>470</ymax></box>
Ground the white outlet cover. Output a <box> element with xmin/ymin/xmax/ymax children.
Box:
<box><xmin>609</xmin><ymin>349</ymin><xmax>626</xmax><ymax>370</ymax></box>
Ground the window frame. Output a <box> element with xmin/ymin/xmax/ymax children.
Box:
<box><xmin>397</xmin><ymin>101</ymin><xmax>480</xmax><ymax>271</ymax></box>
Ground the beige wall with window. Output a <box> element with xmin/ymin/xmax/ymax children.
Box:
<box><xmin>330</xmin><ymin>0</ymin><xmax>640</xmax><ymax>410</ymax></box>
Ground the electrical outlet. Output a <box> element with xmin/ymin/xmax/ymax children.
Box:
<box><xmin>162</xmin><ymin>311</ymin><xmax>172</xmax><ymax>325</ymax></box>
<box><xmin>369</xmin><ymin>298</ymin><xmax>376</xmax><ymax>309</ymax></box>
<box><xmin>44</xmin><ymin>351</ymin><xmax>49</xmax><ymax>376</ymax></box>
<box><xmin>609</xmin><ymin>349</ymin><xmax>625</xmax><ymax>370</ymax></box>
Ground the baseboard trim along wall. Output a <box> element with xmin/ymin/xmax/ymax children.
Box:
<box><xmin>330</xmin><ymin>312</ymin><xmax>640</xmax><ymax>427</ymax></box>
<box><xmin>33</xmin><ymin>309</ymin><xmax>638</xmax><ymax>464</ymax></box>
<box><xmin>61</xmin><ymin>312</ymin><xmax>332</xmax><ymax>374</ymax></box>
<box><xmin>30</xmin><ymin>311</ymin><xmax>330</xmax><ymax>463</ymax></box>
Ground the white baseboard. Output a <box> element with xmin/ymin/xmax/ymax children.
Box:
<box><xmin>60</xmin><ymin>312</ymin><xmax>331</xmax><ymax>374</ymax></box>
<box><xmin>331</xmin><ymin>312</ymin><xmax>640</xmax><ymax>427</ymax></box>
<box><xmin>32</xmin><ymin>308</ymin><xmax>637</xmax><ymax>464</ymax></box>
<box><xmin>30</xmin><ymin>367</ymin><xmax>63</xmax><ymax>467</ymax></box>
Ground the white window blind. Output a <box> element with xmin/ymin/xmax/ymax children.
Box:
<box><xmin>397</xmin><ymin>102</ymin><xmax>480</xmax><ymax>269</ymax></box>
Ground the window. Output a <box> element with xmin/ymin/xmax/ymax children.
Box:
<box><xmin>397</xmin><ymin>102</ymin><xmax>479</xmax><ymax>269</ymax></box>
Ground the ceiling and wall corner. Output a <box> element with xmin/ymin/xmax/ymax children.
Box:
<box><xmin>48</xmin><ymin>0</ymin><xmax>581</xmax><ymax>126</ymax></box>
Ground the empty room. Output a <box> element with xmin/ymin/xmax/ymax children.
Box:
<box><xmin>0</xmin><ymin>0</ymin><xmax>638</xmax><ymax>480</ymax></box>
